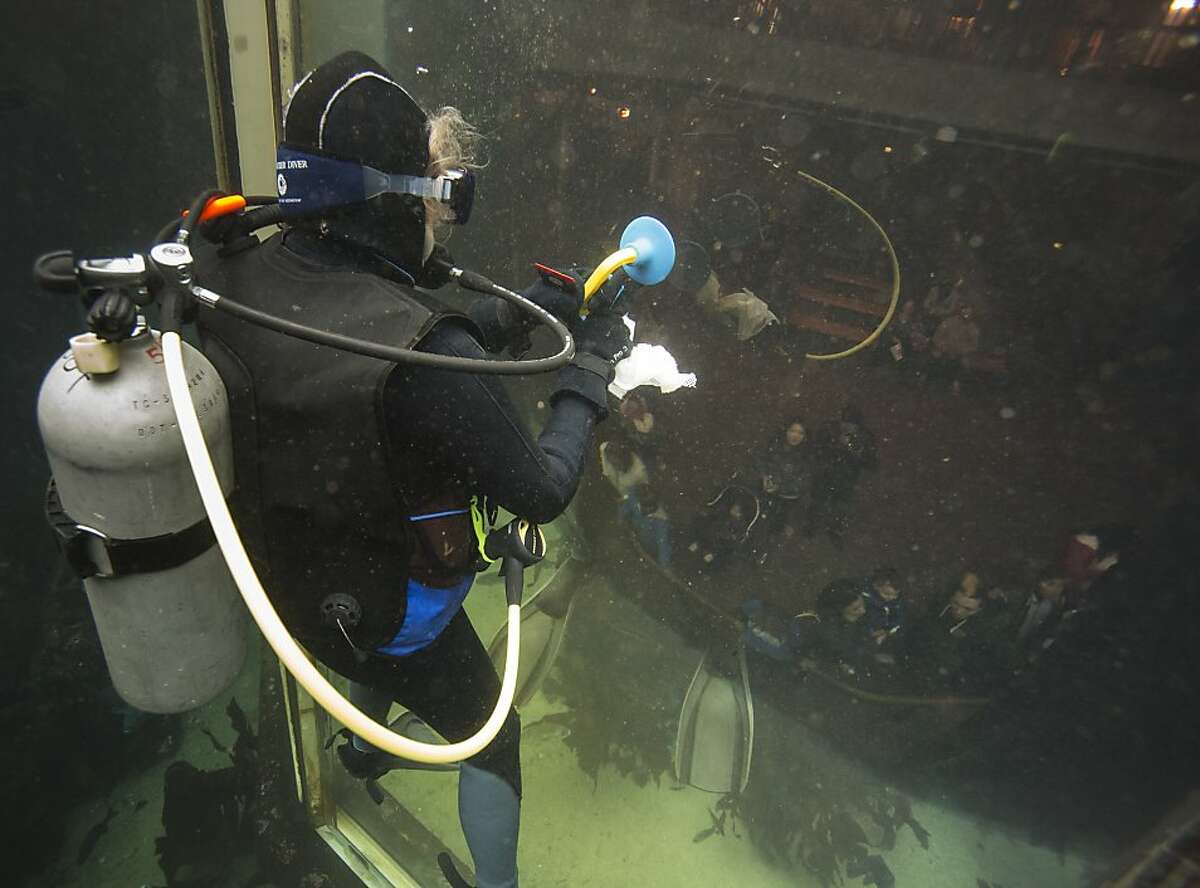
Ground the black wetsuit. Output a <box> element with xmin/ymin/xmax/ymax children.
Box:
<box><xmin>240</xmin><ymin>48</ymin><xmax>584</xmax><ymax>888</ymax></box>
<box><xmin>199</xmin><ymin>230</ymin><xmax>604</xmax><ymax>798</ymax></box>
<box><xmin>315</xmin><ymin>295</ymin><xmax>598</xmax><ymax>795</ymax></box>
<box><xmin>385</xmin><ymin>318</ymin><xmax>598</xmax><ymax>525</ymax></box>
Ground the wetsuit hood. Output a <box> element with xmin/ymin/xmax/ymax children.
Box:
<box><xmin>282</xmin><ymin>50</ymin><xmax>430</xmax><ymax>277</ymax></box>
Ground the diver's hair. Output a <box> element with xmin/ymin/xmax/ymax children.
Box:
<box><xmin>425</xmin><ymin>106</ymin><xmax>483</xmax><ymax>231</ymax></box>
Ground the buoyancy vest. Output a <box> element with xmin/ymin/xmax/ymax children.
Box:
<box><xmin>194</xmin><ymin>231</ymin><xmax>471</xmax><ymax>649</ymax></box>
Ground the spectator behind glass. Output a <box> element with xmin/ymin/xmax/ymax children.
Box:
<box><xmin>861</xmin><ymin>567</ymin><xmax>904</xmax><ymax>663</ymax></box>
<box><xmin>625</xmin><ymin>490</ymin><xmax>672</xmax><ymax>567</ymax></box>
<box><xmin>685</xmin><ymin>484</ymin><xmax>761</xmax><ymax>572</ymax></box>
<box><xmin>808</xmin><ymin>405</ymin><xmax>877</xmax><ymax>546</ymax></box>
<box><xmin>941</xmin><ymin>571</ymin><xmax>983</xmax><ymax>631</ymax></box>
<box><xmin>812</xmin><ymin>591</ymin><xmax>874</xmax><ymax>676</ymax></box>
<box><xmin>617</xmin><ymin>391</ymin><xmax>664</xmax><ymax>472</ymax></box>
<box><xmin>1017</xmin><ymin>574</ymin><xmax>1067</xmax><ymax>653</ymax></box>
<box><xmin>761</xmin><ymin>417</ymin><xmax>814</xmax><ymax>539</ymax></box>
<box><xmin>1061</xmin><ymin>524</ymin><xmax>1132</xmax><ymax>601</ymax></box>
<box><xmin>599</xmin><ymin>438</ymin><xmax>648</xmax><ymax>503</ymax></box>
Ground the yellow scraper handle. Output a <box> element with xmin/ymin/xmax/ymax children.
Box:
<box><xmin>583</xmin><ymin>247</ymin><xmax>638</xmax><ymax>302</ymax></box>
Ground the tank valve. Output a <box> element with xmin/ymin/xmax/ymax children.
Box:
<box><xmin>69</xmin><ymin>332</ymin><xmax>121</xmax><ymax>375</ymax></box>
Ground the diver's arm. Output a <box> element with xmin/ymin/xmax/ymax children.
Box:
<box><xmin>385</xmin><ymin>320</ymin><xmax>602</xmax><ymax>523</ymax></box>
<box><xmin>465</xmin><ymin>297</ymin><xmax>528</xmax><ymax>354</ymax></box>
<box><xmin>465</xmin><ymin>272</ymin><xmax>587</xmax><ymax>355</ymax></box>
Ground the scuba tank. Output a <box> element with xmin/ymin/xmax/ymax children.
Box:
<box><xmin>37</xmin><ymin>318</ymin><xmax>245</xmax><ymax>714</ymax></box>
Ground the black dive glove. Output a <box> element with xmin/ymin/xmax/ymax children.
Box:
<box><xmin>520</xmin><ymin>267</ymin><xmax>586</xmax><ymax>326</ymax></box>
<box><xmin>552</xmin><ymin>309</ymin><xmax>632</xmax><ymax>419</ymax></box>
<box><xmin>576</xmin><ymin>309</ymin><xmax>633</xmax><ymax>362</ymax></box>
<box><xmin>469</xmin><ymin>265</ymin><xmax>587</xmax><ymax>355</ymax></box>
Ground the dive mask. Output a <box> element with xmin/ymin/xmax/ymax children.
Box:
<box><xmin>276</xmin><ymin>145</ymin><xmax>475</xmax><ymax>224</ymax></box>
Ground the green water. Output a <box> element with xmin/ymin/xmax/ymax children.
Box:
<box><xmin>7</xmin><ymin>1</ymin><xmax>1199</xmax><ymax>886</ymax></box>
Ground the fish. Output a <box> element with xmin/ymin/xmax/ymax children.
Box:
<box><xmin>76</xmin><ymin>805</ymin><xmax>116</xmax><ymax>864</ymax></box>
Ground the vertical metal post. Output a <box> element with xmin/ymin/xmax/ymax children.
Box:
<box><xmin>221</xmin><ymin>0</ymin><xmax>282</xmax><ymax>197</ymax></box>
<box><xmin>197</xmin><ymin>0</ymin><xmax>240</xmax><ymax>192</ymax></box>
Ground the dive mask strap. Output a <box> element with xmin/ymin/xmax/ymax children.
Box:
<box><xmin>276</xmin><ymin>145</ymin><xmax>474</xmax><ymax>223</ymax></box>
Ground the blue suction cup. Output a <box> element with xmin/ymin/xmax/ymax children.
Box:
<box><xmin>619</xmin><ymin>216</ymin><xmax>676</xmax><ymax>286</ymax></box>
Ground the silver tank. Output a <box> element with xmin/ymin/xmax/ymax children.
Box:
<box><xmin>37</xmin><ymin>328</ymin><xmax>246</xmax><ymax>713</ymax></box>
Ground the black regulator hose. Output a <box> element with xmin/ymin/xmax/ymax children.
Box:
<box><xmin>198</xmin><ymin>281</ymin><xmax>575</xmax><ymax>374</ymax></box>
<box><xmin>433</xmin><ymin>259</ymin><xmax>515</xmax><ymax>302</ymax></box>
<box><xmin>178</xmin><ymin>189</ymin><xmax>224</xmax><ymax>243</ymax></box>
<box><xmin>154</xmin><ymin>189</ymin><xmax>576</xmax><ymax>374</ymax></box>
<box><xmin>32</xmin><ymin>250</ymin><xmax>78</xmax><ymax>292</ymax></box>
<box><xmin>220</xmin><ymin>203</ymin><xmax>286</xmax><ymax>241</ymax></box>
<box><xmin>153</xmin><ymin>189</ymin><xmax>227</xmax><ymax>246</ymax></box>
<box><xmin>159</xmin><ymin>283</ymin><xmax>184</xmax><ymax>337</ymax></box>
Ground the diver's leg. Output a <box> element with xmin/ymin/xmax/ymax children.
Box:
<box><xmin>379</xmin><ymin>610</ymin><xmax>522</xmax><ymax>888</ymax></box>
<box><xmin>458</xmin><ymin>762</ymin><xmax>520</xmax><ymax>888</ymax></box>
<box><xmin>348</xmin><ymin>681</ymin><xmax>393</xmax><ymax>752</ymax></box>
<box><xmin>299</xmin><ymin>633</ymin><xmax>405</xmax><ymax>780</ymax></box>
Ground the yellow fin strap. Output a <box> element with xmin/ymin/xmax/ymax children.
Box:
<box><xmin>470</xmin><ymin>496</ymin><xmax>498</xmax><ymax>564</ymax></box>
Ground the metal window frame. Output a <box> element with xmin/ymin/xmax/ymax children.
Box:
<box><xmin>197</xmin><ymin>0</ymin><xmax>294</xmax><ymax>196</ymax></box>
<box><xmin>194</xmin><ymin>4</ymin><xmax>435</xmax><ymax>884</ymax></box>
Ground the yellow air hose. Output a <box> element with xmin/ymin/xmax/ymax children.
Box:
<box><xmin>583</xmin><ymin>246</ymin><xmax>639</xmax><ymax>303</ymax></box>
<box><xmin>793</xmin><ymin>169</ymin><xmax>901</xmax><ymax>361</ymax></box>
<box><xmin>581</xmin><ymin>179</ymin><xmax>897</xmax><ymax>360</ymax></box>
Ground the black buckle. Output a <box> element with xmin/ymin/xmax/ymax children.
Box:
<box><xmin>44</xmin><ymin>478</ymin><xmax>219</xmax><ymax>580</ymax></box>
<box><xmin>45</xmin><ymin>480</ymin><xmax>106</xmax><ymax>579</ymax></box>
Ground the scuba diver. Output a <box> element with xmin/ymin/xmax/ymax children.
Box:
<box><xmin>193</xmin><ymin>52</ymin><xmax>630</xmax><ymax>888</ymax></box>
<box><xmin>807</xmin><ymin>405</ymin><xmax>878</xmax><ymax>546</ymax></box>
